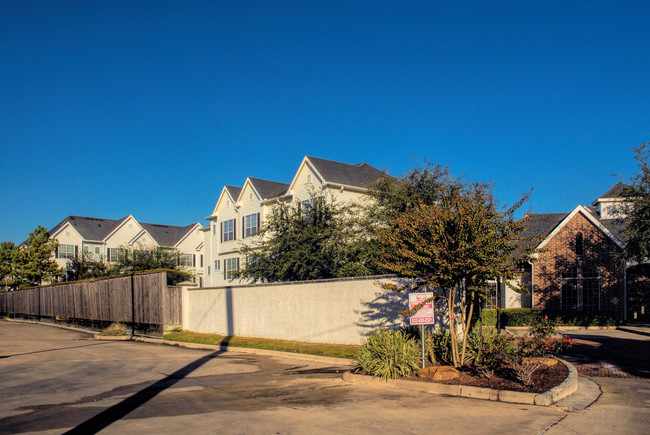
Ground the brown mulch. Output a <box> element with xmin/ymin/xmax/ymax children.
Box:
<box><xmin>405</xmin><ymin>361</ymin><xmax>569</xmax><ymax>394</ymax></box>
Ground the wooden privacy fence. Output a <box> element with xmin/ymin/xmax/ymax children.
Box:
<box><xmin>0</xmin><ymin>271</ymin><xmax>181</xmax><ymax>335</ymax></box>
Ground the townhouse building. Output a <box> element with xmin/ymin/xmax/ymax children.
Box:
<box><xmin>49</xmin><ymin>215</ymin><xmax>204</xmax><ymax>281</ymax></box>
<box><xmin>202</xmin><ymin>156</ymin><xmax>384</xmax><ymax>287</ymax></box>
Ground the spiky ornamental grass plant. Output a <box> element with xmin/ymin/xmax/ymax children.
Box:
<box><xmin>355</xmin><ymin>329</ymin><xmax>421</xmax><ymax>379</ymax></box>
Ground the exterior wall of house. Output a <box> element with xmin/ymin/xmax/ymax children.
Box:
<box><xmin>175</xmin><ymin>225</ymin><xmax>205</xmax><ymax>282</ymax></box>
<box><xmin>532</xmin><ymin>211</ymin><xmax>624</xmax><ymax>315</ymax></box>
<box><xmin>51</xmin><ymin>224</ymin><xmax>85</xmax><ymax>270</ymax></box>
<box><xmin>104</xmin><ymin>217</ymin><xmax>143</xmax><ymax>255</ymax></box>
<box><xmin>289</xmin><ymin>163</ymin><xmax>323</xmax><ymax>200</ymax></box>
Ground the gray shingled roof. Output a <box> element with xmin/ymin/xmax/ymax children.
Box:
<box><xmin>248</xmin><ymin>178</ymin><xmax>289</xmax><ymax>199</ymax></box>
<box><xmin>520</xmin><ymin>213</ymin><xmax>568</xmax><ymax>247</ymax></box>
<box><xmin>49</xmin><ymin>215</ymin><xmax>128</xmax><ymax>241</ymax></box>
<box><xmin>140</xmin><ymin>222</ymin><xmax>198</xmax><ymax>247</ymax></box>
<box><xmin>224</xmin><ymin>185</ymin><xmax>242</xmax><ymax>201</ymax></box>
<box><xmin>306</xmin><ymin>156</ymin><xmax>384</xmax><ymax>188</ymax></box>
<box><xmin>593</xmin><ymin>182</ymin><xmax>630</xmax><ymax>203</ymax></box>
<box><xmin>583</xmin><ymin>206</ymin><xmax>628</xmax><ymax>241</ymax></box>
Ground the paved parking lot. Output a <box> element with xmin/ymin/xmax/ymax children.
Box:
<box><xmin>0</xmin><ymin>321</ymin><xmax>648</xmax><ymax>434</ymax></box>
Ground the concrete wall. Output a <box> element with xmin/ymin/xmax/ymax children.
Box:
<box><xmin>182</xmin><ymin>275</ymin><xmax>411</xmax><ymax>345</ymax></box>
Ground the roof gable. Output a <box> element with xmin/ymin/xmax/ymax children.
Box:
<box><xmin>209</xmin><ymin>185</ymin><xmax>242</xmax><ymax>218</ymax></box>
<box><xmin>537</xmin><ymin>205</ymin><xmax>625</xmax><ymax>250</ymax></box>
<box><xmin>50</xmin><ymin>215</ymin><xmax>126</xmax><ymax>241</ymax></box>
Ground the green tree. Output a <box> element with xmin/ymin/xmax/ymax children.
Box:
<box><xmin>624</xmin><ymin>143</ymin><xmax>650</xmax><ymax>262</ymax></box>
<box><xmin>375</xmin><ymin>176</ymin><xmax>533</xmax><ymax>367</ymax></box>
<box><xmin>19</xmin><ymin>226</ymin><xmax>62</xmax><ymax>286</ymax></box>
<box><xmin>66</xmin><ymin>251</ymin><xmax>109</xmax><ymax>281</ymax></box>
<box><xmin>0</xmin><ymin>241</ymin><xmax>17</xmax><ymax>290</ymax></box>
<box><xmin>110</xmin><ymin>245</ymin><xmax>192</xmax><ymax>284</ymax></box>
<box><xmin>237</xmin><ymin>192</ymin><xmax>376</xmax><ymax>283</ymax></box>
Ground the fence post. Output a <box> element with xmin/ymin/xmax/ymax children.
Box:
<box><xmin>131</xmin><ymin>274</ymin><xmax>135</xmax><ymax>337</ymax></box>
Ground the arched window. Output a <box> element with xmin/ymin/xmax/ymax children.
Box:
<box><xmin>575</xmin><ymin>232</ymin><xmax>583</xmax><ymax>256</ymax></box>
<box><xmin>560</xmin><ymin>266</ymin><xmax>600</xmax><ymax>311</ymax></box>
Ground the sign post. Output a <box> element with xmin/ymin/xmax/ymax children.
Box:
<box><xmin>409</xmin><ymin>292</ymin><xmax>434</xmax><ymax>369</ymax></box>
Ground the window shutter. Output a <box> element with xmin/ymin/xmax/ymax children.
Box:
<box><xmin>200</xmin><ymin>255</ymin><xmax>203</xmax><ymax>268</ymax></box>
<box><xmin>236</xmin><ymin>257</ymin><xmax>240</xmax><ymax>270</ymax></box>
<box><xmin>242</xmin><ymin>217</ymin><xmax>245</xmax><ymax>238</ymax></box>
<box><xmin>107</xmin><ymin>248</ymin><xmax>110</xmax><ymax>262</ymax></box>
<box><xmin>233</xmin><ymin>220</ymin><xmax>236</xmax><ymax>240</ymax></box>
<box><xmin>256</xmin><ymin>213</ymin><xmax>260</xmax><ymax>234</ymax></box>
<box><xmin>75</xmin><ymin>245</ymin><xmax>78</xmax><ymax>258</ymax></box>
<box><xmin>193</xmin><ymin>255</ymin><xmax>196</xmax><ymax>267</ymax></box>
<box><xmin>220</xmin><ymin>222</ymin><xmax>223</xmax><ymax>243</ymax></box>
<box><xmin>55</xmin><ymin>247</ymin><xmax>59</xmax><ymax>258</ymax></box>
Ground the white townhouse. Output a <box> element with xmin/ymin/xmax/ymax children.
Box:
<box><xmin>202</xmin><ymin>156</ymin><xmax>384</xmax><ymax>287</ymax></box>
<box><xmin>48</xmin><ymin>215</ymin><xmax>204</xmax><ymax>281</ymax></box>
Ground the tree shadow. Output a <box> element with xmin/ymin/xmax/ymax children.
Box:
<box><xmin>63</xmin><ymin>350</ymin><xmax>224</xmax><ymax>434</ymax></box>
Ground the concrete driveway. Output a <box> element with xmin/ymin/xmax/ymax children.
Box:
<box><xmin>0</xmin><ymin>321</ymin><xmax>648</xmax><ymax>434</ymax></box>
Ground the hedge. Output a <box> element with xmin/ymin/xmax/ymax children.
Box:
<box><xmin>479</xmin><ymin>308</ymin><xmax>621</xmax><ymax>327</ymax></box>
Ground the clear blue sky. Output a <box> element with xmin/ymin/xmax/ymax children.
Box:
<box><xmin>1</xmin><ymin>1</ymin><xmax>648</xmax><ymax>243</ymax></box>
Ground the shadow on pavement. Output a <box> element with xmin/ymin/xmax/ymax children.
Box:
<box><xmin>562</xmin><ymin>331</ymin><xmax>650</xmax><ymax>378</ymax></box>
<box><xmin>63</xmin><ymin>350</ymin><xmax>224</xmax><ymax>434</ymax></box>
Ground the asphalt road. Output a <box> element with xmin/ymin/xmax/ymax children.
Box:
<box><xmin>0</xmin><ymin>321</ymin><xmax>648</xmax><ymax>434</ymax></box>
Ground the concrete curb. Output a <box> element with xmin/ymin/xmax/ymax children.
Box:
<box><xmin>342</xmin><ymin>358</ymin><xmax>578</xmax><ymax>406</ymax></box>
<box><xmin>131</xmin><ymin>336</ymin><xmax>357</xmax><ymax>367</ymax></box>
<box><xmin>3</xmin><ymin>318</ymin><xmax>96</xmax><ymax>336</ymax></box>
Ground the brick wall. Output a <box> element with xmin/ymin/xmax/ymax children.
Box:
<box><xmin>533</xmin><ymin>211</ymin><xmax>624</xmax><ymax>316</ymax></box>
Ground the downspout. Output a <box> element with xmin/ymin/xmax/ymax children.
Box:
<box><xmin>623</xmin><ymin>261</ymin><xmax>627</xmax><ymax>322</ymax></box>
<box><xmin>529</xmin><ymin>261</ymin><xmax>534</xmax><ymax>309</ymax></box>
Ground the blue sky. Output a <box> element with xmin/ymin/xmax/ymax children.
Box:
<box><xmin>1</xmin><ymin>1</ymin><xmax>648</xmax><ymax>243</ymax></box>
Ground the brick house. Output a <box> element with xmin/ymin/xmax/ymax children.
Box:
<box><xmin>520</xmin><ymin>183</ymin><xmax>629</xmax><ymax>319</ymax></box>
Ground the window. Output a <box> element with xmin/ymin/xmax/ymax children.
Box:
<box><xmin>58</xmin><ymin>244</ymin><xmax>76</xmax><ymax>259</ymax></box>
<box><xmin>483</xmin><ymin>281</ymin><xmax>498</xmax><ymax>308</ymax></box>
<box><xmin>221</xmin><ymin>219</ymin><xmax>235</xmax><ymax>242</ymax></box>
<box><xmin>561</xmin><ymin>266</ymin><xmax>600</xmax><ymax>311</ymax></box>
<box><xmin>243</xmin><ymin>213</ymin><xmax>260</xmax><ymax>238</ymax></box>
<box><xmin>179</xmin><ymin>253</ymin><xmax>194</xmax><ymax>267</ymax></box>
<box><xmin>224</xmin><ymin>257</ymin><xmax>239</xmax><ymax>280</ymax></box>
<box><xmin>207</xmin><ymin>266</ymin><xmax>210</xmax><ymax>275</ymax></box>
<box><xmin>215</xmin><ymin>260</ymin><xmax>220</xmax><ymax>270</ymax></box>
<box><xmin>107</xmin><ymin>248</ymin><xmax>126</xmax><ymax>262</ymax></box>
<box><xmin>575</xmin><ymin>232</ymin><xmax>583</xmax><ymax>256</ymax></box>
<box><xmin>302</xmin><ymin>198</ymin><xmax>315</xmax><ymax>212</ymax></box>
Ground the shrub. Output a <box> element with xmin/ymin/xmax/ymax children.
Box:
<box><xmin>479</xmin><ymin>308</ymin><xmax>621</xmax><ymax>327</ymax></box>
<box><xmin>464</xmin><ymin>326</ymin><xmax>516</xmax><ymax>378</ymax></box>
<box><xmin>517</xmin><ymin>314</ymin><xmax>573</xmax><ymax>357</ymax></box>
<box><xmin>99</xmin><ymin>322</ymin><xmax>130</xmax><ymax>336</ymax></box>
<box><xmin>355</xmin><ymin>329</ymin><xmax>420</xmax><ymax>379</ymax></box>
<box><xmin>421</xmin><ymin>328</ymin><xmax>454</xmax><ymax>365</ymax></box>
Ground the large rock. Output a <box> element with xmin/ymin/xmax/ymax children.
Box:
<box><xmin>418</xmin><ymin>365</ymin><xmax>460</xmax><ymax>381</ymax></box>
<box><xmin>522</xmin><ymin>357</ymin><xmax>558</xmax><ymax>368</ymax></box>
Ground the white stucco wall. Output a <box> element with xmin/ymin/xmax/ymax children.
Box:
<box><xmin>182</xmin><ymin>276</ymin><xmax>410</xmax><ymax>345</ymax></box>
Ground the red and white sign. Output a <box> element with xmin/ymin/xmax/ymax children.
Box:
<box><xmin>409</xmin><ymin>292</ymin><xmax>434</xmax><ymax>325</ymax></box>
